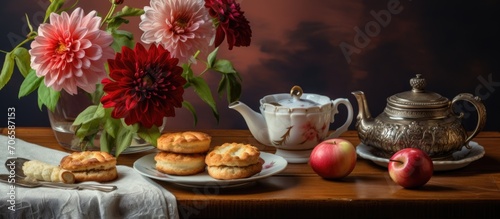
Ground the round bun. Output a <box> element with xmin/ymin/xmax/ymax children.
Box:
<box><xmin>205</xmin><ymin>143</ymin><xmax>262</xmax><ymax>179</ymax></box>
<box><xmin>155</xmin><ymin>152</ymin><xmax>206</xmax><ymax>176</ymax></box>
<box><xmin>207</xmin><ymin>158</ymin><xmax>264</xmax><ymax>180</ymax></box>
<box><xmin>60</xmin><ymin>151</ymin><xmax>117</xmax><ymax>182</ymax></box>
<box><xmin>205</xmin><ymin>143</ymin><xmax>261</xmax><ymax>167</ymax></box>
<box><xmin>72</xmin><ymin>167</ymin><xmax>118</xmax><ymax>182</ymax></box>
<box><xmin>157</xmin><ymin>131</ymin><xmax>211</xmax><ymax>153</ymax></box>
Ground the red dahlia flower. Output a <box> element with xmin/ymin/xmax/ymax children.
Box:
<box><xmin>101</xmin><ymin>44</ymin><xmax>186</xmax><ymax>128</ymax></box>
<box><xmin>204</xmin><ymin>0</ymin><xmax>252</xmax><ymax>50</ymax></box>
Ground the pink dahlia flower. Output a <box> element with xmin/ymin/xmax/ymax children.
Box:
<box><xmin>139</xmin><ymin>0</ymin><xmax>215</xmax><ymax>63</ymax></box>
<box><xmin>29</xmin><ymin>8</ymin><xmax>114</xmax><ymax>95</ymax></box>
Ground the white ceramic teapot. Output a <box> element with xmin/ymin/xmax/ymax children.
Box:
<box><xmin>229</xmin><ymin>86</ymin><xmax>354</xmax><ymax>163</ymax></box>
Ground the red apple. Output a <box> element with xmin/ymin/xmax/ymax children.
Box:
<box><xmin>309</xmin><ymin>139</ymin><xmax>357</xmax><ymax>179</ymax></box>
<box><xmin>388</xmin><ymin>148</ymin><xmax>434</xmax><ymax>189</ymax></box>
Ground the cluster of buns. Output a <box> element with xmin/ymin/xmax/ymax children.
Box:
<box><xmin>154</xmin><ymin>132</ymin><xmax>264</xmax><ymax>179</ymax></box>
<box><xmin>205</xmin><ymin>143</ymin><xmax>263</xmax><ymax>180</ymax></box>
<box><xmin>21</xmin><ymin>151</ymin><xmax>118</xmax><ymax>183</ymax></box>
<box><xmin>60</xmin><ymin>151</ymin><xmax>118</xmax><ymax>182</ymax></box>
<box><xmin>155</xmin><ymin>131</ymin><xmax>212</xmax><ymax>176</ymax></box>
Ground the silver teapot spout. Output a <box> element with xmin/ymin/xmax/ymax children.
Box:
<box><xmin>229</xmin><ymin>101</ymin><xmax>271</xmax><ymax>146</ymax></box>
<box><xmin>351</xmin><ymin>91</ymin><xmax>375</xmax><ymax>130</ymax></box>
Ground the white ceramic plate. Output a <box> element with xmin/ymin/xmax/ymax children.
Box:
<box><xmin>133</xmin><ymin>152</ymin><xmax>288</xmax><ymax>188</ymax></box>
<box><xmin>356</xmin><ymin>141</ymin><xmax>485</xmax><ymax>171</ymax></box>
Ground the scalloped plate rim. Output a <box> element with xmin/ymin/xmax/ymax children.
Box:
<box><xmin>356</xmin><ymin>141</ymin><xmax>485</xmax><ymax>171</ymax></box>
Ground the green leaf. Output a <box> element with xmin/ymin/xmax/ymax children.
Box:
<box><xmin>72</xmin><ymin>104</ymin><xmax>105</xmax><ymax>126</ymax></box>
<box><xmin>37</xmin><ymin>84</ymin><xmax>60</xmax><ymax>112</ymax></box>
<box><xmin>218</xmin><ymin>73</ymin><xmax>242</xmax><ymax>103</ymax></box>
<box><xmin>213</xmin><ymin>59</ymin><xmax>237</xmax><ymax>74</ymax></box>
<box><xmin>106</xmin><ymin>6</ymin><xmax>145</xmax><ymax>30</ymax></box>
<box><xmin>190</xmin><ymin>76</ymin><xmax>219</xmax><ymax>123</ymax></box>
<box><xmin>114</xmin><ymin>6</ymin><xmax>144</xmax><ymax>18</ymax></box>
<box><xmin>137</xmin><ymin>126</ymin><xmax>161</xmax><ymax>147</ymax></box>
<box><xmin>74</xmin><ymin>118</ymin><xmax>101</xmax><ymax>139</ymax></box>
<box><xmin>103</xmin><ymin>115</ymin><xmax>121</xmax><ymax>138</ymax></box>
<box><xmin>0</xmin><ymin>52</ymin><xmax>15</xmax><ymax>90</ymax></box>
<box><xmin>181</xmin><ymin>63</ymin><xmax>194</xmax><ymax>82</ymax></box>
<box><xmin>90</xmin><ymin>83</ymin><xmax>104</xmax><ymax>105</ymax></box>
<box><xmin>114</xmin><ymin>127</ymin><xmax>134</xmax><ymax>157</ymax></box>
<box><xmin>182</xmin><ymin>101</ymin><xmax>198</xmax><ymax>125</ymax></box>
<box><xmin>18</xmin><ymin>69</ymin><xmax>42</xmax><ymax>98</ymax></box>
<box><xmin>44</xmin><ymin>0</ymin><xmax>66</xmax><ymax>23</ymax></box>
<box><xmin>109</xmin><ymin>29</ymin><xmax>134</xmax><ymax>51</ymax></box>
<box><xmin>72</xmin><ymin>103</ymin><xmax>104</xmax><ymax>148</ymax></box>
<box><xmin>99</xmin><ymin>130</ymin><xmax>112</xmax><ymax>153</ymax></box>
<box><xmin>106</xmin><ymin>7</ymin><xmax>144</xmax><ymax>51</ymax></box>
<box><xmin>106</xmin><ymin>17</ymin><xmax>129</xmax><ymax>31</ymax></box>
<box><xmin>13</xmin><ymin>47</ymin><xmax>31</xmax><ymax>77</ymax></box>
<box><xmin>217</xmin><ymin>74</ymin><xmax>228</xmax><ymax>99</ymax></box>
<box><xmin>207</xmin><ymin>47</ymin><xmax>219</xmax><ymax>68</ymax></box>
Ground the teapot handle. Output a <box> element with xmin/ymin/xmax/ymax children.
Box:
<box><xmin>451</xmin><ymin>93</ymin><xmax>487</xmax><ymax>148</ymax></box>
<box><xmin>327</xmin><ymin>98</ymin><xmax>354</xmax><ymax>139</ymax></box>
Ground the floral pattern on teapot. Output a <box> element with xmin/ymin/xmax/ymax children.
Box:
<box><xmin>272</xmin><ymin>120</ymin><xmax>329</xmax><ymax>146</ymax></box>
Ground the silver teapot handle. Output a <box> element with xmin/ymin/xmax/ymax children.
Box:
<box><xmin>327</xmin><ymin>98</ymin><xmax>354</xmax><ymax>139</ymax></box>
<box><xmin>451</xmin><ymin>93</ymin><xmax>487</xmax><ymax>148</ymax></box>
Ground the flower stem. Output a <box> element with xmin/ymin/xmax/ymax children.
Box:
<box><xmin>198</xmin><ymin>68</ymin><xmax>209</xmax><ymax>76</ymax></box>
<box><xmin>101</xmin><ymin>2</ymin><xmax>117</xmax><ymax>27</ymax></box>
<box><xmin>10</xmin><ymin>33</ymin><xmax>37</xmax><ymax>52</ymax></box>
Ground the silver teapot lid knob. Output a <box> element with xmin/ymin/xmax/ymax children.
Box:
<box><xmin>410</xmin><ymin>74</ymin><xmax>427</xmax><ymax>93</ymax></box>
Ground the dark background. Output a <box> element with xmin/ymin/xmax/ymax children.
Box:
<box><xmin>0</xmin><ymin>0</ymin><xmax>498</xmax><ymax>132</ymax></box>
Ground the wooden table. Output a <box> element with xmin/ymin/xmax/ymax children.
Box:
<box><xmin>2</xmin><ymin>128</ymin><xmax>500</xmax><ymax>218</ymax></box>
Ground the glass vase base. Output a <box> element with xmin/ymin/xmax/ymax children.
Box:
<box><xmin>51</xmin><ymin>122</ymin><xmax>100</xmax><ymax>151</ymax></box>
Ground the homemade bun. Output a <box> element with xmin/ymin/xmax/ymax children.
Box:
<box><xmin>205</xmin><ymin>143</ymin><xmax>263</xmax><ymax>180</ymax></box>
<box><xmin>60</xmin><ymin>151</ymin><xmax>117</xmax><ymax>182</ymax></box>
<box><xmin>155</xmin><ymin>152</ymin><xmax>206</xmax><ymax>175</ymax></box>
<box><xmin>157</xmin><ymin>131</ymin><xmax>211</xmax><ymax>153</ymax></box>
<box><xmin>207</xmin><ymin>158</ymin><xmax>264</xmax><ymax>180</ymax></box>
<box><xmin>205</xmin><ymin>143</ymin><xmax>261</xmax><ymax>167</ymax></box>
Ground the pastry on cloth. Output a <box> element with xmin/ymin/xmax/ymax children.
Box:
<box><xmin>155</xmin><ymin>152</ymin><xmax>206</xmax><ymax>175</ymax></box>
<box><xmin>22</xmin><ymin>160</ymin><xmax>75</xmax><ymax>184</ymax></box>
<box><xmin>157</xmin><ymin>131</ymin><xmax>211</xmax><ymax>153</ymax></box>
<box><xmin>205</xmin><ymin>143</ymin><xmax>264</xmax><ymax>180</ymax></box>
<box><xmin>60</xmin><ymin>151</ymin><xmax>117</xmax><ymax>182</ymax></box>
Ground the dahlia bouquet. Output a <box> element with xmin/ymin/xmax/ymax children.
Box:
<box><xmin>0</xmin><ymin>0</ymin><xmax>251</xmax><ymax>156</ymax></box>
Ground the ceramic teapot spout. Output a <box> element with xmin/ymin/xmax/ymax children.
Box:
<box><xmin>351</xmin><ymin>91</ymin><xmax>375</xmax><ymax>128</ymax></box>
<box><xmin>229</xmin><ymin>101</ymin><xmax>271</xmax><ymax>146</ymax></box>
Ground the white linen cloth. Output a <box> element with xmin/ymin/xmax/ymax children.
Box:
<box><xmin>0</xmin><ymin>135</ymin><xmax>178</xmax><ymax>219</ymax></box>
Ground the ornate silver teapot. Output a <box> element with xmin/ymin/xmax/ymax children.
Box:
<box><xmin>352</xmin><ymin>74</ymin><xmax>486</xmax><ymax>160</ymax></box>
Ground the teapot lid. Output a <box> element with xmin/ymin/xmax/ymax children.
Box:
<box><xmin>275</xmin><ymin>86</ymin><xmax>320</xmax><ymax>108</ymax></box>
<box><xmin>386</xmin><ymin>74</ymin><xmax>449</xmax><ymax>110</ymax></box>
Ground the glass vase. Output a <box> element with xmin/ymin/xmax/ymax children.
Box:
<box><xmin>48</xmin><ymin>90</ymin><xmax>163</xmax><ymax>152</ymax></box>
